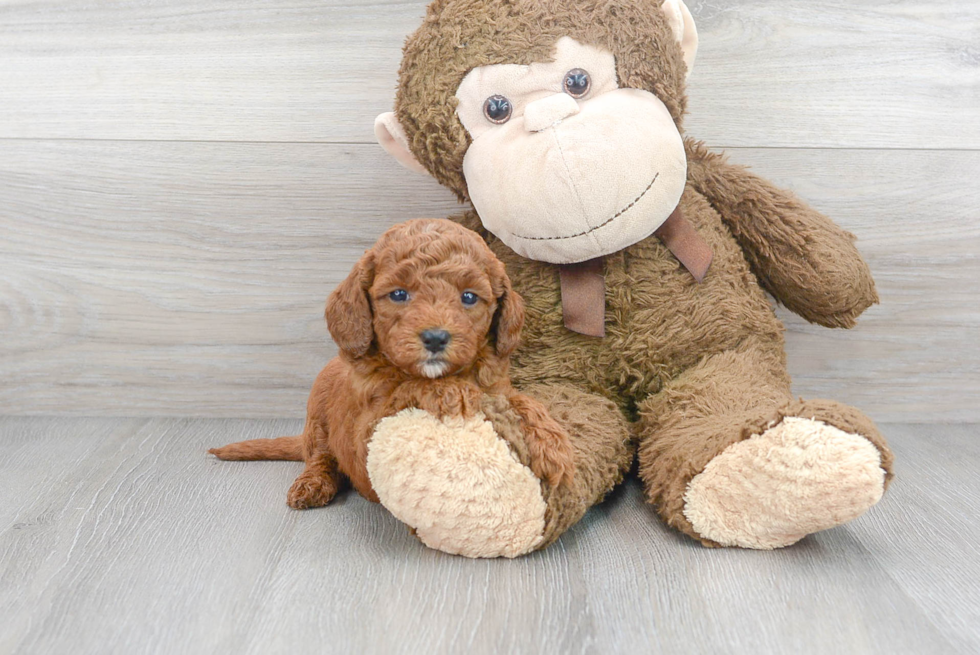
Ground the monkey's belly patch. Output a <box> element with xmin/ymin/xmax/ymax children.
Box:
<box><xmin>366</xmin><ymin>408</ymin><xmax>547</xmax><ymax>558</ymax></box>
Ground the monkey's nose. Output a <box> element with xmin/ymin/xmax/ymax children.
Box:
<box><xmin>523</xmin><ymin>93</ymin><xmax>580</xmax><ymax>132</ymax></box>
<box><xmin>420</xmin><ymin>329</ymin><xmax>451</xmax><ymax>354</ymax></box>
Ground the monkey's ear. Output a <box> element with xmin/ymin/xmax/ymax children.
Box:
<box><xmin>325</xmin><ymin>250</ymin><xmax>376</xmax><ymax>358</ymax></box>
<box><xmin>374</xmin><ymin>112</ymin><xmax>428</xmax><ymax>175</ymax></box>
<box><xmin>661</xmin><ymin>0</ymin><xmax>698</xmax><ymax>79</ymax></box>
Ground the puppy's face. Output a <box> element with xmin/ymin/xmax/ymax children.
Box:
<box><xmin>325</xmin><ymin>219</ymin><xmax>525</xmax><ymax>375</ymax></box>
<box><xmin>370</xmin><ymin>254</ymin><xmax>497</xmax><ymax>378</ymax></box>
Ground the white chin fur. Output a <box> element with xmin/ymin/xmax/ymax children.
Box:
<box><xmin>420</xmin><ymin>361</ymin><xmax>449</xmax><ymax>379</ymax></box>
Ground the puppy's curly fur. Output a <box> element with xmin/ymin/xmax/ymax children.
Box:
<box><xmin>210</xmin><ymin>219</ymin><xmax>574</xmax><ymax>509</ymax></box>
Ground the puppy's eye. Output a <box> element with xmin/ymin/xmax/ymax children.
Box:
<box><xmin>563</xmin><ymin>68</ymin><xmax>591</xmax><ymax>99</ymax></box>
<box><xmin>483</xmin><ymin>95</ymin><xmax>512</xmax><ymax>124</ymax></box>
<box><xmin>388</xmin><ymin>289</ymin><xmax>409</xmax><ymax>303</ymax></box>
<box><xmin>460</xmin><ymin>291</ymin><xmax>479</xmax><ymax>306</ymax></box>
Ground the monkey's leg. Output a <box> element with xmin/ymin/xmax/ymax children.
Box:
<box><xmin>494</xmin><ymin>384</ymin><xmax>634</xmax><ymax>550</ymax></box>
<box><xmin>636</xmin><ymin>337</ymin><xmax>894</xmax><ymax>549</ymax></box>
<box><xmin>286</xmin><ymin>423</ymin><xmax>343</xmax><ymax>510</ymax></box>
<box><xmin>365</xmin><ymin>383</ymin><xmax>632</xmax><ymax>557</ymax></box>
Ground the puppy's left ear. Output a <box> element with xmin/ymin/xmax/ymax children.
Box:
<box><xmin>325</xmin><ymin>250</ymin><xmax>376</xmax><ymax>358</ymax></box>
<box><xmin>490</xmin><ymin>261</ymin><xmax>525</xmax><ymax>358</ymax></box>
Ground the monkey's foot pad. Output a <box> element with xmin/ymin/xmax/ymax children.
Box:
<box><xmin>366</xmin><ymin>408</ymin><xmax>547</xmax><ymax>558</ymax></box>
<box><xmin>683</xmin><ymin>417</ymin><xmax>886</xmax><ymax>549</ymax></box>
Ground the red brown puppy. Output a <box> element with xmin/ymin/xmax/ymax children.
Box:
<box><xmin>209</xmin><ymin>219</ymin><xmax>573</xmax><ymax>513</ymax></box>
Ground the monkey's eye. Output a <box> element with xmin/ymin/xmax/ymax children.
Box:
<box><xmin>460</xmin><ymin>291</ymin><xmax>479</xmax><ymax>307</ymax></box>
<box><xmin>388</xmin><ymin>289</ymin><xmax>409</xmax><ymax>303</ymax></box>
<box><xmin>563</xmin><ymin>68</ymin><xmax>591</xmax><ymax>99</ymax></box>
<box><xmin>482</xmin><ymin>95</ymin><xmax>512</xmax><ymax>124</ymax></box>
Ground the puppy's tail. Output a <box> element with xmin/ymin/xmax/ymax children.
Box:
<box><xmin>209</xmin><ymin>435</ymin><xmax>303</xmax><ymax>461</ymax></box>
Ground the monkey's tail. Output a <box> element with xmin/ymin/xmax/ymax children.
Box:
<box><xmin>208</xmin><ymin>435</ymin><xmax>303</xmax><ymax>461</ymax></box>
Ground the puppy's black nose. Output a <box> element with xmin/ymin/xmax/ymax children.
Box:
<box><xmin>420</xmin><ymin>329</ymin><xmax>451</xmax><ymax>354</ymax></box>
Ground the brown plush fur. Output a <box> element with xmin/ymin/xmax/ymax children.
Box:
<box><xmin>389</xmin><ymin>0</ymin><xmax>893</xmax><ymax>547</ymax></box>
<box><xmin>481</xmin><ymin>385</ymin><xmax>634</xmax><ymax>549</ymax></box>
<box><xmin>209</xmin><ymin>219</ymin><xmax>575</xmax><ymax>507</ymax></box>
<box><xmin>685</xmin><ymin>140</ymin><xmax>879</xmax><ymax>328</ymax></box>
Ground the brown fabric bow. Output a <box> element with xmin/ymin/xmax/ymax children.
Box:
<box><xmin>558</xmin><ymin>206</ymin><xmax>713</xmax><ymax>337</ymax></box>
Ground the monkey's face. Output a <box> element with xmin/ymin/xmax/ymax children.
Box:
<box><xmin>454</xmin><ymin>37</ymin><xmax>687</xmax><ymax>264</ymax></box>
<box><xmin>376</xmin><ymin>0</ymin><xmax>699</xmax><ymax>265</ymax></box>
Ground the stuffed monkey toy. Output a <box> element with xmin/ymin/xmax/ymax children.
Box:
<box><xmin>366</xmin><ymin>0</ymin><xmax>894</xmax><ymax>556</ymax></box>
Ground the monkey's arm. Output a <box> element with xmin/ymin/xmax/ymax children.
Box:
<box><xmin>685</xmin><ymin>138</ymin><xmax>877</xmax><ymax>328</ymax></box>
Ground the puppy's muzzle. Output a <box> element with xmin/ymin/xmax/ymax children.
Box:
<box><xmin>420</xmin><ymin>329</ymin><xmax>451</xmax><ymax>354</ymax></box>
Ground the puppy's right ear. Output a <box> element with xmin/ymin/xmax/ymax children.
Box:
<box><xmin>325</xmin><ymin>250</ymin><xmax>375</xmax><ymax>358</ymax></box>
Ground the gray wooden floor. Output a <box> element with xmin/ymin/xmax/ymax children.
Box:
<box><xmin>0</xmin><ymin>419</ymin><xmax>976</xmax><ymax>655</ymax></box>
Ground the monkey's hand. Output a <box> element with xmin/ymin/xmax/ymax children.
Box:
<box><xmin>686</xmin><ymin>138</ymin><xmax>877</xmax><ymax>328</ymax></box>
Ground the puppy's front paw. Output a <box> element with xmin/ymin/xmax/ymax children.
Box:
<box><xmin>422</xmin><ymin>382</ymin><xmax>483</xmax><ymax>419</ymax></box>
<box><xmin>287</xmin><ymin>472</ymin><xmax>337</xmax><ymax>510</ymax></box>
<box><xmin>526</xmin><ymin>427</ymin><xmax>575</xmax><ymax>490</ymax></box>
<box><xmin>386</xmin><ymin>380</ymin><xmax>482</xmax><ymax>420</ymax></box>
<box><xmin>507</xmin><ymin>393</ymin><xmax>576</xmax><ymax>489</ymax></box>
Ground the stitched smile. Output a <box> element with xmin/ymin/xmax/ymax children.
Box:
<box><xmin>509</xmin><ymin>173</ymin><xmax>659</xmax><ymax>242</ymax></box>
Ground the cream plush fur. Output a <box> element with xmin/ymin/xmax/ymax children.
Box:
<box><xmin>456</xmin><ymin>38</ymin><xmax>688</xmax><ymax>264</ymax></box>
<box><xmin>683</xmin><ymin>417</ymin><xmax>886</xmax><ymax>549</ymax></box>
<box><xmin>367</xmin><ymin>409</ymin><xmax>548</xmax><ymax>558</ymax></box>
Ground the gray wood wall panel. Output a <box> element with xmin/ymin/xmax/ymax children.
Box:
<box><xmin>0</xmin><ymin>0</ymin><xmax>425</xmax><ymax>143</ymax></box>
<box><xmin>0</xmin><ymin>141</ymin><xmax>460</xmax><ymax>416</ymax></box>
<box><xmin>2</xmin><ymin>142</ymin><xmax>977</xmax><ymax>419</ymax></box>
<box><xmin>0</xmin><ymin>0</ymin><xmax>976</xmax><ymax>148</ymax></box>
<box><xmin>1</xmin><ymin>0</ymin><xmax>977</xmax><ymax>419</ymax></box>
<box><xmin>685</xmin><ymin>0</ymin><xmax>980</xmax><ymax>149</ymax></box>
